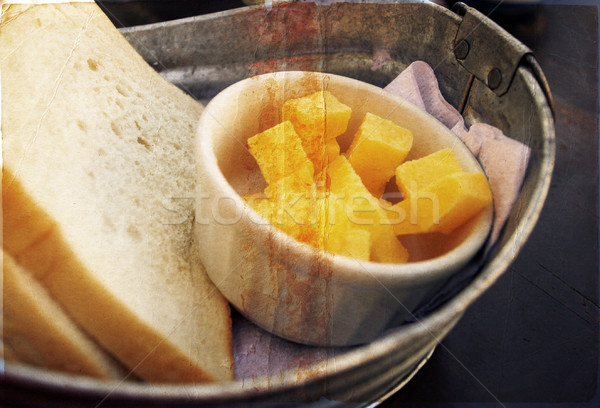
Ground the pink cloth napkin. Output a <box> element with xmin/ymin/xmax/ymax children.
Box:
<box><xmin>233</xmin><ymin>62</ymin><xmax>531</xmax><ymax>380</ymax></box>
<box><xmin>385</xmin><ymin>61</ymin><xmax>531</xmax><ymax>245</ymax></box>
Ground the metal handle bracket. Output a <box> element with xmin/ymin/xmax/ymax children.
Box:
<box><xmin>452</xmin><ymin>2</ymin><xmax>532</xmax><ymax>96</ymax></box>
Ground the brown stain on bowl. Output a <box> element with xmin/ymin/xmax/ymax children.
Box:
<box><xmin>280</xmin><ymin>243</ymin><xmax>335</xmax><ymax>344</ymax></box>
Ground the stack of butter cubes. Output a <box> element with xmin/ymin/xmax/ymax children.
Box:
<box><xmin>244</xmin><ymin>91</ymin><xmax>492</xmax><ymax>263</ymax></box>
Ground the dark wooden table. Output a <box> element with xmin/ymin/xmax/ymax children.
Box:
<box><xmin>385</xmin><ymin>1</ymin><xmax>600</xmax><ymax>406</ymax></box>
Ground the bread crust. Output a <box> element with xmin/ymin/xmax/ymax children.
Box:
<box><xmin>1</xmin><ymin>3</ymin><xmax>233</xmax><ymax>382</ymax></box>
<box><xmin>2</xmin><ymin>250</ymin><xmax>127</xmax><ymax>379</ymax></box>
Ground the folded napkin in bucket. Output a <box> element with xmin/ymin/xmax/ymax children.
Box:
<box><xmin>385</xmin><ymin>61</ymin><xmax>530</xmax><ymax>319</ymax></box>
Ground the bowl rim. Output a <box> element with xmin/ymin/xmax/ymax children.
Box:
<box><xmin>196</xmin><ymin>70</ymin><xmax>494</xmax><ymax>288</ymax></box>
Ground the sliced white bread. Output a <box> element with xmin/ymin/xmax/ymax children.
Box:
<box><xmin>1</xmin><ymin>3</ymin><xmax>233</xmax><ymax>382</ymax></box>
<box><xmin>2</xmin><ymin>250</ymin><xmax>127</xmax><ymax>380</ymax></box>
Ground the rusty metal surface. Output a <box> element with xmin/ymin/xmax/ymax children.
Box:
<box><xmin>2</xmin><ymin>1</ymin><xmax>555</xmax><ymax>406</ymax></box>
<box><xmin>120</xmin><ymin>1</ymin><xmax>471</xmax><ymax>108</ymax></box>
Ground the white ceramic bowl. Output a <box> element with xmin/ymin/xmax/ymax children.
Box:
<box><xmin>194</xmin><ymin>71</ymin><xmax>493</xmax><ymax>346</ymax></box>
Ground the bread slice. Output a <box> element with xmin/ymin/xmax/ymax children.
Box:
<box><xmin>1</xmin><ymin>3</ymin><xmax>233</xmax><ymax>382</ymax></box>
<box><xmin>2</xmin><ymin>250</ymin><xmax>127</xmax><ymax>379</ymax></box>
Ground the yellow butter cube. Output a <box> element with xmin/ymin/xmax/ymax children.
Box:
<box><xmin>347</xmin><ymin>112</ymin><xmax>413</xmax><ymax>197</ymax></box>
<box><xmin>247</xmin><ymin>165</ymin><xmax>318</xmax><ymax>244</ymax></box>
<box><xmin>306</xmin><ymin>137</ymin><xmax>343</xmax><ymax>176</ymax></box>
<box><xmin>325</xmin><ymin>156</ymin><xmax>409</xmax><ymax>262</ymax></box>
<box><xmin>326</xmin><ymin>156</ymin><xmax>387</xmax><ymax>232</ymax></box>
<box><xmin>283</xmin><ymin>91</ymin><xmax>351</xmax><ymax>173</ymax></box>
<box><xmin>270</xmin><ymin>171</ymin><xmax>317</xmax><ymax>242</ymax></box>
<box><xmin>325</xmin><ymin>138</ymin><xmax>341</xmax><ymax>163</ymax></box>
<box><xmin>314</xmin><ymin>139</ymin><xmax>341</xmax><ymax>187</ymax></box>
<box><xmin>272</xmin><ymin>192</ymin><xmax>318</xmax><ymax>244</ymax></box>
<box><xmin>393</xmin><ymin>172</ymin><xmax>493</xmax><ymax>235</ymax></box>
<box><xmin>325</xmin><ymin>222</ymin><xmax>371</xmax><ymax>261</ymax></box>
<box><xmin>247</xmin><ymin>121</ymin><xmax>314</xmax><ymax>186</ymax></box>
<box><xmin>264</xmin><ymin>164</ymin><xmax>315</xmax><ymax>199</ymax></box>
<box><xmin>283</xmin><ymin>90</ymin><xmax>351</xmax><ymax>141</ymax></box>
<box><xmin>326</xmin><ymin>156</ymin><xmax>386</xmax><ymax>228</ymax></box>
<box><xmin>395</xmin><ymin>148</ymin><xmax>462</xmax><ymax>196</ymax></box>
<box><xmin>370</xmin><ymin>231</ymin><xmax>409</xmax><ymax>264</ymax></box>
<box><xmin>309</xmin><ymin>194</ymin><xmax>371</xmax><ymax>261</ymax></box>
<box><xmin>245</xmin><ymin>189</ymin><xmax>317</xmax><ymax>244</ymax></box>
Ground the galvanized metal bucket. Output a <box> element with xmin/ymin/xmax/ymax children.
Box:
<box><xmin>3</xmin><ymin>1</ymin><xmax>554</xmax><ymax>406</ymax></box>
